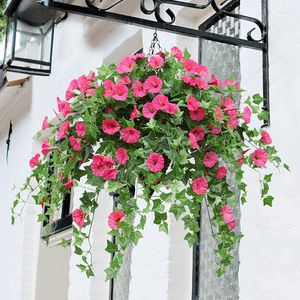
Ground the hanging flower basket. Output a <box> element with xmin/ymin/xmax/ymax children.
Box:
<box><xmin>12</xmin><ymin>47</ymin><xmax>288</xmax><ymax>279</ymax></box>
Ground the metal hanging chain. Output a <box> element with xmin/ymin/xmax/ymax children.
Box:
<box><xmin>148</xmin><ymin>29</ymin><xmax>162</xmax><ymax>56</ymax></box>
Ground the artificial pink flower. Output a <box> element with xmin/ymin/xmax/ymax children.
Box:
<box><xmin>243</xmin><ymin>106</ymin><xmax>252</xmax><ymax>124</ymax></box>
<box><xmin>42</xmin><ymin>116</ymin><xmax>49</xmax><ymax>130</ymax></box>
<box><xmin>78</xmin><ymin>75</ymin><xmax>90</xmax><ymax>93</ymax></box>
<box><xmin>103</xmin><ymin>80</ymin><xmax>115</xmax><ymax>97</ymax></box>
<box><xmin>118</xmin><ymin>76</ymin><xmax>131</xmax><ymax>85</ymax></box>
<box><xmin>144</xmin><ymin>76</ymin><xmax>163</xmax><ymax>94</ymax></box>
<box><xmin>91</xmin><ymin>155</ymin><xmax>116</xmax><ymax>178</ymax></box>
<box><xmin>228</xmin><ymin>220</ymin><xmax>236</xmax><ymax>231</ymax></box>
<box><xmin>203</xmin><ymin>151</ymin><xmax>218</xmax><ymax>168</ymax></box>
<box><xmin>209</xmin><ymin>74</ymin><xmax>222</xmax><ymax>88</ymax></box>
<box><xmin>68</xmin><ymin>79</ymin><xmax>78</xmax><ymax>91</ymax></box>
<box><xmin>208</xmin><ymin>124</ymin><xmax>221</xmax><ymax>135</ymax></box>
<box><xmin>86</xmin><ymin>88</ymin><xmax>96</xmax><ymax>97</ymax></box>
<box><xmin>190</xmin><ymin>108</ymin><xmax>206</xmax><ymax>121</ymax></box>
<box><xmin>130</xmin><ymin>105</ymin><xmax>140</xmax><ymax>121</ymax></box>
<box><xmin>121</xmin><ymin>127</ymin><xmax>141</xmax><ymax>143</ymax></box>
<box><xmin>181</xmin><ymin>76</ymin><xmax>197</xmax><ymax>87</ymax></box>
<box><xmin>116</xmin><ymin>147</ymin><xmax>129</xmax><ymax>165</ymax></box>
<box><xmin>29</xmin><ymin>154</ymin><xmax>40</xmax><ymax>168</ymax></box>
<box><xmin>192</xmin><ymin>177</ymin><xmax>208</xmax><ymax>195</ymax></box>
<box><xmin>112</xmin><ymin>83</ymin><xmax>128</xmax><ymax>101</ymax></box>
<box><xmin>214</xmin><ymin>106</ymin><xmax>223</xmax><ymax>121</ymax></box>
<box><xmin>76</xmin><ymin>122</ymin><xmax>86</xmax><ymax>137</ymax></box>
<box><xmin>102</xmin><ymin>169</ymin><xmax>117</xmax><ymax>181</ymax></box>
<box><xmin>132</xmin><ymin>81</ymin><xmax>147</xmax><ymax>98</ymax></box>
<box><xmin>63</xmin><ymin>178</ymin><xmax>74</xmax><ymax>189</ymax></box>
<box><xmin>261</xmin><ymin>131</ymin><xmax>272</xmax><ymax>144</ymax></box>
<box><xmin>237</xmin><ymin>149</ymin><xmax>250</xmax><ymax>165</ymax></box>
<box><xmin>87</xmin><ymin>71</ymin><xmax>96</xmax><ymax>81</ymax></box>
<box><xmin>227</xmin><ymin>110</ymin><xmax>239</xmax><ymax>130</ymax></box>
<box><xmin>133</xmin><ymin>52</ymin><xmax>145</xmax><ymax>60</ymax></box>
<box><xmin>187</xmin><ymin>96</ymin><xmax>199</xmax><ymax>111</ymax></box>
<box><xmin>189</xmin><ymin>132</ymin><xmax>200</xmax><ymax>150</ymax></box>
<box><xmin>190</xmin><ymin>127</ymin><xmax>205</xmax><ymax>142</ymax></box>
<box><xmin>171</xmin><ymin>46</ymin><xmax>183</xmax><ymax>62</ymax></box>
<box><xmin>57</xmin><ymin>97</ymin><xmax>72</xmax><ymax>117</ymax></box>
<box><xmin>149</xmin><ymin>55</ymin><xmax>164</xmax><ymax>69</ymax></box>
<box><xmin>65</xmin><ymin>90</ymin><xmax>75</xmax><ymax>101</ymax></box>
<box><xmin>252</xmin><ymin>149</ymin><xmax>268</xmax><ymax>167</ymax></box>
<box><xmin>165</xmin><ymin>103</ymin><xmax>179</xmax><ymax>115</ymax></box>
<box><xmin>41</xmin><ymin>140</ymin><xmax>51</xmax><ymax>156</ymax></box>
<box><xmin>102</xmin><ymin>119</ymin><xmax>121</xmax><ymax>135</ymax></box>
<box><xmin>57</xmin><ymin>120</ymin><xmax>70</xmax><ymax>140</ymax></box>
<box><xmin>221</xmin><ymin>205</ymin><xmax>234</xmax><ymax>223</ymax></box>
<box><xmin>152</xmin><ymin>94</ymin><xmax>169</xmax><ymax>111</ymax></box>
<box><xmin>69</xmin><ymin>136</ymin><xmax>81</xmax><ymax>151</ymax></box>
<box><xmin>72</xmin><ymin>208</ymin><xmax>85</xmax><ymax>228</ymax></box>
<box><xmin>224</xmin><ymin>79</ymin><xmax>239</xmax><ymax>90</ymax></box>
<box><xmin>221</xmin><ymin>97</ymin><xmax>236</xmax><ymax>111</ymax></box>
<box><xmin>146</xmin><ymin>152</ymin><xmax>165</xmax><ymax>172</ymax></box>
<box><xmin>195</xmin><ymin>78</ymin><xmax>209</xmax><ymax>90</ymax></box>
<box><xmin>142</xmin><ymin>102</ymin><xmax>157</xmax><ymax>119</ymax></box>
<box><xmin>183</xmin><ymin>59</ymin><xmax>198</xmax><ymax>74</ymax></box>
<box><xmin>108</xmin><ymin>211</ymin><xmax>126</xmax><ymax>230</ymax></box>
<box><xmin>216</xmin><ymin>166</ymin><xmax>227</xmax><ymax>180</ymax></box>
<box><xmin>116</xmin><ymin>56</ymin><xmax>136</xmax><ymax>74</ymax></box>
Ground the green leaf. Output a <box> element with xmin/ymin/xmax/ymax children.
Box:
<box><xmin>263</xmin><ymin>195</ymin><xmax>274</xmax><ymax>207</ymax></box>
<box><xmin>153</xmin><ymin>211</ymin><xmax>167</xmax><ymax>225</ymax></box>
<box><xmin>76</xmin><ymin>264</ymin><xmax>87</xmax><ymax>272</ymax></box>
<box><xmin>283</xmin><ymin>163</ymin><xmax>290</xmax><ymax>172</ymax></box>
<box><xmin>105</xmin><ymin>240</ymin><xmax>118</xmax><ymax>254</ymax></box>
<box><xmin>159</xmin><ymin>222</ymin><xmax>169</xmax><ymax>234</ymax></box>
<box><xmin>74</xmin><ymin>246</ymin><xmax>83</xmax><ymax>255</ymax></box>
<box><xmin>264</xmin><ymin>173</ymin><xmax>273</xmax><ymax>183</ymax></box>
<box><xmin>61</xmin><ymin>239</ymin><xmax>69</xmax><ymax>248</ymax></box>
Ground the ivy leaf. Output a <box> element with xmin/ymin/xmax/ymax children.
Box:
<box><xmin>159</xmin><ymin>222</ymin><xmax>169</xmax><ymax>234</ymax></box>
<box><xmin>263</xmin><ymin>195</ymin><xmax>274</xmax><ymax>207</ymax></box>
<box><xmin>283</xmin><ymin>163</ymin><xmax>290</xmax><ymax>172</ymax></box>
<box><xmin>74</xmin><ymin>246</ymin><xmax>83</xmax><ymax>255</ymax></box>
<box><xmin>105</xmin><ymin>240</ymin><xmax>118</xmax><ymax>254</ymax></box>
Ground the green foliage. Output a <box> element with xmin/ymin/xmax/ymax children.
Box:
<box><xmin>0</xmin><ymin>0</ymin><xmax>7</xmax><ymax>42</ymax></box>
<box><xmin>11</xmin><ymin>48</ymin><xmax>287</xmax><ymax>280</ymax></box>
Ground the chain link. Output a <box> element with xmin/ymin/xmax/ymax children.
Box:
<box><xmin>147</xmin><ymin>29</ymin><xmax>162</xmax><ymax>56</ymax></box>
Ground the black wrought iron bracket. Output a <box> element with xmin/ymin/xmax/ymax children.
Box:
<box><xmin>40</xmin><ymin>0</ymin><xmax>269</xmax><ymax>125</ymax></box>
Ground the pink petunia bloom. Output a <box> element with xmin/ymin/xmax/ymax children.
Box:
<box><xmin>91</xmin><ymin>155</ymin><xmax>116</xmax><ymax>179</ymax></box>
<box><xmin>112</xmin><ymin>83</ymin><xmax>128</xmax><ymax>101</ymax></box>
<box><xmin>69</xmin><ymin>136</ymin><xmax>81</xmax><ymax>151</ymax></box>
<box><xmin>228</xmin><ymin>220</ymin><xmax>236</xmax><ymax>231</ymax></box>
<box><xmin>57</xmin><ymin>120</ymin><xmax>70</xmax><ymax>140</ymax></box>
<box><xmin>221</xmin><ymin>97</ymin><xmax>236</xmax><ymax>111</ymax></box>
<box><xmin>190</xmin><ymin>127</ymin><xmax>205</xmax><ymax>142</ymax></box>
<box><xmin>76</xmin><ymin>122</ymin><xmax>86</xmax><ymax>137</ymax></box>
<box><xmin>152</xmin><ymin>94</ymin><xmax>169</xmax><ymax>111</ymax></box>
<box><xmin>65</xmin><ymin>90</ymin><xmax>75</xmax><ymax>101</ymax></box>
<box><xmin>209</xmin><ymin>74</ymin><xmax>222</xmax><ymax>88</ymax></box>
<box><xmin>195</xmin><ymin>78</ymin><xmax>209</xmax><ymax>90</ymax></box>
<box><xmin>130</xmin><ymin>105</ymin><xmax>140</xmax><ymax>121</ymax></box>
<box><xmin>215</xmin><ymin>106</ymin><xmax>223</xmax><ymax>121</ymax></box>
<box><xmin>29</xmin><ymin>154</ymin><xmax>40</xmax><ymax>168</ymax></box>
<box><xmin>86</xmin><ymin>88</ymin><xmax>96</xmax><ymax>97</ymax></box>
<box><xmin>102</xmin><ymin>169</ymin><xmax>117</xmax><ymax>181</ymax></box>
<box><xmin>102</xmin><ymin>119</ymin><xmax>121</xmax><ymax>135</ymax></box>
<box><xmin>187</xmin><ymin>96</ymin><xmax>199</xmax><ymax>111</ymax></box>
<box><xmin>192</xmin><ymin>177</ymin><xmax>208</xmax><ymax>195</ymax></box>
<box><xmin>183</xmin><ymin>59</ymin><xmax>198</xmax><ymax>74</ymax></box>
<box><xmin>237</xmin><ymin>149</ymin><xmax>250</xmax><ymax>165</ymax></box>
<box><xmin>121</xmin><ymin>127</ymin><xmax>141</xmax><ymax>143</ymax></box>
<box><xmin>216</xmin><ymin>166</ymin><xmax>227</xmax><ymax>180</ymax></box>
<box><xmin>224</xmin><ymin>79</ymin><xmax>239</xmax><ymax>90</ymax></box>
<box><xmin>190</xmin><ymin>108</ymin><xmax>206</xmax><ymax>121</ymax></box>
<box><xmin>133</xmin><ymin>52</ymin><xmax>145</xmax><ymax>61</ymax></box>
<box><xmin>221</xmin><ymin>205</ymin><xmax>234</xmax><ymax>223</ymax></box>
<box><xmin>63</xmin><ymin>178</ymin><xmax>74</xmax><ymax>189</ymax></box>
<box><xmin>132</xmin><ymin>81</ymin><xmax>147</xmax><ymax>98</ymax></box>
<box><xmin>243</xmin><ymin>106</ymin><xmax>252</xmax><ymax>124</ymax></box>
<box><xmin>41</xmin><ymin>140</ymin><xmax>51</xmax><ymax>156</ymax></box>
<box><xmin>146</xmin><ymin>152</ymin><xmax>165</xmax><ymax>172</ymax></box>
<box><xmin>72</xmin><ymin>208</ymin><xmax>85</xmax><ymax>228</ymax></box>
<box><xmin>252</xmin><ymin>149</ymin><xmax>268</xmax><ymax>167</ymax></box>
<box><xmin>208</xmin><ymin>124</ymin><xmax>221</xmax><ymax>135</ymax></box>
<box><xmin>78</xmin><ymin>75</ymin><xmax>90</xmax><ymax>93</ymax></box>
<box><xmin>181</xmin><ymin>76</ymin><xmax>197</xmax><ymax>87</ymax></box>
<box><xmin>142</xmin><ymin>102</ymin><xmax>157</xmax><ymax>119</ymax></box>
<box><xmin>108</xmin><ymin>211</ymin><xmax>126</xmax><ymax>230</ymax></box>
<box><xmin>149</xmin><ymin>55</ymin><xmax>164</xmax><ymax>69</ymax></box>
<box><xmin>203</xmin><ymin>151</ymin><xmax>218</xmax><ymax>168</ymax></box>
<box><xmin>171</xmin><ymin>46</ymin><xmax>183</xmax><ymax>62</ymax></box>
<box><xmin>103</xmin><ymin>80</ymin><xmax>115</xmax><ymax>98</ymax></box>
<box><xmin>105</xmin><ymin>107</ymin><xmax>113</xmax><ymax>114</ymax></box>
<box><xmin>57</xmin><ymin>97</ymin><xmax>72</xmax><ymax>118</ymax></box>
<box><xmin>68</xmin><ymin>79</ymin><xmax>78</xmax><ymax>91</ymax></box>
<box><xmin>144</xmin><ymin>76</ymin><xmax>163</xmax><ymax>94</ymax></box>
<box><xmin>189</xmin><ymin>132</ymin><xmax>200</xmax><ymax>150</ymax></box>
<box><xmin>87</xmin><ymin>71</ymin><xmax>96</xmax><ymax>81</ymax></box>
<box><xmin>261</xmin><ymin>131</ymin><xmax>272</xmax><ymax>144</ymax></box>
<box><xmin>115</xmin><ymin>147</ymin><xmax>129</xmax><ymax>165</ymax></box>
<box><xmin>116</xmin><ymin>56</ymin><xmax>136</xmax><ymax>74</ymax></box>
<box><xmin>118</xmin><ymin>76</ymin><xmax>131</xmax><ymax>85</ymax></box>
<box><xmin>42</xmin><ymin>116</ymin><xmax>49</xmax><ymax>130</ymax></box>
<box><xmin>165</xmin><ymin>103</ymin><xmax>179</xmax><ymax>115</ymax></box>
<box><xmin>226</xmin><ymin>110</ymin><xmax>239</xmax><ymax>130</ymax></box>
<box><xmin>195</xmin><ymin>64</ymin><xmax>208</xmax><ymax>77</ymax></box>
